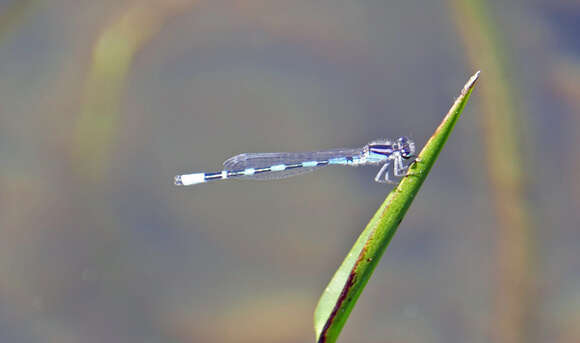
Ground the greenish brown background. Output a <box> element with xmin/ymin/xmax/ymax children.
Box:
<box><xmin>0</xmin><ymin>1</ymin><xmax>578</xmax><ymax>342</ymax></box>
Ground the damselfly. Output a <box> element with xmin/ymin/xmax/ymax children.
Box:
<box><xmin>174</xmin><ymin>136</ymin><xmax>416</xmax><ymax>186</ymax></box>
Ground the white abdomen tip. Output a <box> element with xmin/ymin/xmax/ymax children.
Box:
<box><xmin>174</xmin><ymin>173</ymin><xmax>206</xmax><ymax>186</ymax></box>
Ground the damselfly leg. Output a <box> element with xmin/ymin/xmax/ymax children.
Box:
<box><xmin>374</xmin><ymin>161</ymin><xmax>392</xmax><ymax>184</ymax></box>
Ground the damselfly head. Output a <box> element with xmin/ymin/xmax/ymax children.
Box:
<box><xmin>395</xmin><ymin>136</ymin><xmax>415</xmax><ymax>159</ymax></box>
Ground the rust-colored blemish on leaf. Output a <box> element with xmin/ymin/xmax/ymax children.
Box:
<box><xmin>317</xmin><ymin>203</ymin><xmax>389</xmax><ymax>342</ymax></box>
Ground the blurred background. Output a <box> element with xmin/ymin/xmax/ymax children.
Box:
<box><xmin>0</xmin><ymin>0</ymin><xmax>579</xmax><ymax>342</ymax></box>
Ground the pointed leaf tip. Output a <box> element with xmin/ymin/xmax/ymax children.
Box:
<box><xmin>463</xmin><ymin>71</ymin><xmax>480</xmax><ymax>94</ymax></box>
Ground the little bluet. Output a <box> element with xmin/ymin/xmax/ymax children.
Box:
<box><xmin>174</xmin><ymin>136</ymin><xmax>416</xmax><ymax>186</ymax></box>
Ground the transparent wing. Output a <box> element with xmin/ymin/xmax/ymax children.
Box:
<box><xmin>223</xmin><ymin>148</ymin><xmax>363</xmax><ymax>180</ymax></box>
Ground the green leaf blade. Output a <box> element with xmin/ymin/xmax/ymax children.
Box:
<box><xmin>313</xmin><ymin>71</ymin><xmax>480</xmax><ymax>343</ymax></box>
